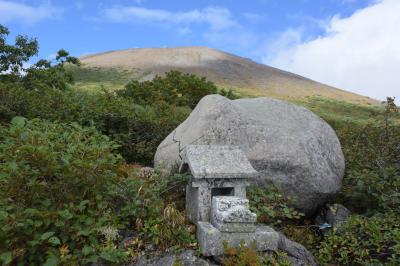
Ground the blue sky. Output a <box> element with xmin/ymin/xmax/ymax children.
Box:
<box><xmin>1</xmin><ymin>0</ymin><xmax>399</xmax><ymax>102</ymax></box>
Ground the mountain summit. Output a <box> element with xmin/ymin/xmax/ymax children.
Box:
<box><xmin>80</xmin><ymin>46</ymin><xmax>376</xmax><ymax>104</ymax></box>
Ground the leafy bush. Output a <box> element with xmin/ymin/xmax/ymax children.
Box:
<box><xmin>0</xmin><ymin>118</ymin><xmax>195</xmax><ymax>265</ymax></box>
<box><xmin>117</xmin><ymin>70</ymin><xmax>218</xmax><ymax>108</ymax></box>
<box><xmin>247</xmin><ymin>186</ymin><xmax>320</xmax><ymax>254</ymax></box>
<box><xmin>0</xmin><ymin>84</ymin><xmax>190</xmax><ymax>165</ymax></box>
<box><xmin>0</xmin><ymin>118</ymin><xmax>124</xmax><ymax>264</ymax></box>
<box><xmin>335</xmin><ymin>97</ymin><xmax>399</xmax><ymax>214</ymax></box>
<box><xmin>91</xmin><ymin>95</ymin><xmax>190</xmax><ymax>164</ymax></box>
<box><xmin>115</xmin><ymin>166</ymin><xmax>196</xmax><ymax>252</ymax></box>
<box><xmin>247</xmin><ymin>186</ymin><xmax>304</xmax><ymax>227</ymax></box>
<box><xmin>317</xmin><ymin>212</ymin><xmax>400</xmax><ymax>265</ymax></box>
<box><xmin>315</xmin><ymin>98</ymin><xmax>400</xmax><ymax>265</ymax></box>
<box><xmin>219</xmin><ymin>88</ymin><xmax>241</xmax><ymax>100</ymax></box>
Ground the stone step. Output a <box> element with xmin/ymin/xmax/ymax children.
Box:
<box><xmin>197</xmin><ymin>222</ymin><xmax>279</xmax><ymax>257</ymax></box>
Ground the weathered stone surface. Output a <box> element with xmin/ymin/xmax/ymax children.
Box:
<box><xmin>186</xmin><ymin>185</ymin><xmax>249</xmax><ymax>224</ymax></box>
<box><xmin>137</xmin><ymin>167</ymin><xmax>155</xmax><ymax>179</ymax></box>
<box><xmin>197</xmin><ymin>222</ymin><xmax>279</xmax><ymax>256</ymax></box>
<box><xmin>135</xmin><ymin>254</ymin><xmax>176</xmax><ymax>266</ymax></box>
<box><xmin>278</xmin><ymin>233</ymin><xmax>318</xmax><ymax>266</ymax></box>
<box><xmin>315</xmin><ymin>203</ymin><xmax>351</xmax><ymax>235</ymax></box>
<box><xmin>197</xmin><ymin>222</ymin><xmax>222</xmax><ymax>256</ymax></box>
<box><xmin>326</xmin><ymin>203</ymin><xmax>351</xmax><ymax>227</ymax></box>
<box><xmin>177</xmin><ymin>250</ymin><xmax>213</xmax><ymax>266</ymax></box>
<box><xmin>211</xmin><ymin>196</ymin><xmax>256</xmax><ymax>232</ymax></box>
<box><xmin>180</xmin><ymin>145</ymin><xmax>258</xmax><ymax>179</ymax></box>
<box><xmin>155</xmin><ymin>95</ymin><xmax>345</xmax><ymax>214</ymax></box>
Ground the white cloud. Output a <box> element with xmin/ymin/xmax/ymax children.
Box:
<box><xmin>265</xmin><ymin>0</ymin><xmax>400</xmax><ymax>102</ymax></box>
<box><xmin>102</xmin><ymin>6</ymin><xmax>238</xmax><ymax>32</ymax></box>
<box><xmin>100</xmin><ymin>5</ymin><xmax>258</xmax><ymax>51</ymax></box>
<box><xmin>0</xmin><ymin>1</ymin><xmax>61</xmax><ymax>24</ymax></box>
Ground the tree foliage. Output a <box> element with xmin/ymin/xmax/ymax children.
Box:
<box><xmin>118</xmin><ymin>70</ymin><xmax>218</xmax><ymax>108</ymax></box>
<box><xmin>0</xmin><ymin>25</ymin><xmax>38</xmax><ymax>75</ymax></box>
<box><xmin>23</xmin><ymin>49</ymin><xmax>80</xmax><ymax>91</ymax></box>
<box><xmin>0</xmin><ymin>25</ymin><xmax>79</xmax><ymax>90</ymax></box>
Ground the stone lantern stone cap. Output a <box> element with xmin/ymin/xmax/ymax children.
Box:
<box><xmin>180</xmin><ymin>145</ymin><xmax>258</xmax><ymax>179</ymax></box>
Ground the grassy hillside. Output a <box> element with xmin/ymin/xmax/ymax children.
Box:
<box><xmin>79</xmin><ymin>47</ymin><xmax>378</xmax><ymax>105</ymax></box>
<box><xmin>67</xmin><ymin>66</ymin><xmax>146</xmax><ymax>92</ymax></box>
<box><xmin>68</xmin><ymin>65</ymin><xmax>392</xmax><ymax>125</ymax></box>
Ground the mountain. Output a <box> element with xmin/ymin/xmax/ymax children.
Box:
<box><xmin>80</xmin><ymin>46</ymin><xmax>377</xmax><ymax>105</ymax></box>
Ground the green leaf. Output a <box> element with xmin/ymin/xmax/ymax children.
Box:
<box><xmin>43</xmin><ymin>254</ymin><xmax>58</xmax><ymax>266</ymax></box>
<box><xmin>0</xmin><ymin>252</ymin><xmax>12</xmax><ymax>265</ymax></box>
<box><xmin>82</xmin><ymin>245</ymin><xmax>93</xmax><ymax>256</ymax></box>
<box><xmin>77</xmin><ymin>229</ymin><xmax>90</xmax><ymax>236</ymax></box>
<box><xmin>100</xmin><ymin>251</ymin><xmax>118</xmax><ymax>263</ymax></box>
<box><xmin>48</xmin><ymin>236</ymin><xmax>61</xmax><ymax>245</ymax></box>
<box><xmin>11</xmin><ymin>116</ymin><xmax>26</xmax><ymax>128</ymax></box>
<box><xmin>40</xmin><ymin>231</ymin><xmax>55</xmax><ymax>240</ymax></box>
<box><xmin>87</xmin><ymin>254</ymin><xmax>99</xmax><ymax>263</ymax></box>
<box><xmin>0</xmin><ymin>210</ymin><xmax>8</xmax><ymax>220</ymax></box>
<box><xmin>28</xmin><ymin>240</ymin><xmax>40</xmax><ymax>247</ymax></box>
<box><xmin>58</xmin><ymin>209</ymin><xmax>73</xmax><ymax>220</ymax></box>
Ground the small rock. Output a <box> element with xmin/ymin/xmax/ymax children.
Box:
<box><xmin>138</xmin><ymin>167</ymin><xmax>155</xmax><ymax>179</ymax></box>
<box><xmin>326</xmin><ymin>203</ymin><xmax>351</xmax><ymax>227</ymax></box>
<box><xmin>135</xmin><ymin>254</ymin><xmax>175</xmax><ymax>266</ymax></box>
<box><xmin>278</xmin><ymin>233</ymin><xmax>318</xmax><ymax>266</ymax></box>
<box><xmin>119</xmin><ymin>235</ymin><xmax>136</xmax><ymax>249</ymax></box>
<box><xmin>315</xmin><ymin>203</ymin><xmax>351</xmax><ymax>235</ymax></box>
<box><xmin>178</xmin><ymin>250</ymin><xmax>212</xmax><ymax>266</ymax></box>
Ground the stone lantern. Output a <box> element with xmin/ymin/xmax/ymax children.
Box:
<box><xmin>180</xmin><ymin>145</ymin><xmax>279</xmax><ymax>256</ymax></box>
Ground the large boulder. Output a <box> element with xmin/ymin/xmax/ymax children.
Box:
<box><xmin>154</xmin><ymin>95</ymin><xmax>345</xmax><ymax>214</ymax></box>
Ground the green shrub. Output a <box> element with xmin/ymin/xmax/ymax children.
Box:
<box><xmin>335</xmin><ymin>98</ymin><xmax>400</xmax><ymax>214</ymax></box>
<box><xmin>247</xmin><ymin>186</ymin><xmax>320</xmax><ymax>255</ymax></box>
<box><xmin>92</xmin><ymin>96</ymin><xmax>190</xmax><ymax>164</ymax></box>
<box><xmin>0</xmin><ymin>84</ymin><xmax>190</xmax><ymax>165</ymax></box>
<box><xmin>0</xmin><ymin>118</ymin><xmax>196</xmax><ymax>265</ymax></box>
<box><xmin>115</xmin><ymin>166</ymin><xmax>196</xmax><ymax>251</ymax></box>
<box><xmin>247</xmin><ymin>186</ymin><xmax>304</xmax><ymax>227</ymax></box>
<box><xmin>317</xmin><ymin>212</ymin><xmax>400</xmax><ymax>265</ymax></box>
<box><xmin>0</xmin><ymin>118</ymin><xmax>126</xmax><ymax>264</ymax></box>
<box><xmin>218</xmin><ymin>88</ymin><xmax>241</xmax><ymax>100</ymax></box>
<box><xmin>314</xmin><ymin>98</ymin><xmax>400</xmax><ymax>265</ymax></box>
<box><xmin>117</xmin><ymin>70</ymin><xmax>218</xmax><ymax>108</ymax></box>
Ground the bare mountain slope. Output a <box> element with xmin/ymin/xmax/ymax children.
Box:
<box><xmin>80</xmin><ymin>46</ymin><xmax>377</xmax><ymax>104</ymax></box>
